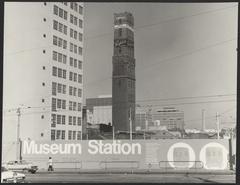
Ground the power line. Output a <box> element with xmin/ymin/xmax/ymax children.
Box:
<box><xmin>85</xmin><ymin>5</ymin><xmax>237</xmax><ymax>40</ymax></box>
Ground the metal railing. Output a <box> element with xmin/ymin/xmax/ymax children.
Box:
<box><xmin>50</xmin><ymin>161</ymin><xmax>82</xmax><ymax>171</ymax></box>
<box><xmin>159</xmin><ymin>161</ymin><xmax>204</xmax><ymax>170</ymax></box>
<box><xmin>99</xmin><ymin>161</ymin><xmax>140</xmax><ymax>173</ymax></box>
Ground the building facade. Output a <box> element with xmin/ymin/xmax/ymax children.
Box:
<box><xmin>112</xmin><ymin>12</ymin><xmax>136</xmax><ymax>133</ymax></box>
<box><xmin>86</xmin><ymin>95</ymin><xmax>112</xmax><ymax>125</ymax></box>
<box><xmin>3</xmin><ymin>2</ymin><xmax>84</xmax><ymax>143</ymax></box>
<box><xmin>151</xmin><ymin>107</ymin><xmax>184</xmax><ymax>131</ymax></box>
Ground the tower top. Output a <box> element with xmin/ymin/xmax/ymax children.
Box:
<box><xmin>114</xmin><ymin>12</ymin><xmax>134</xmax><ymax>28</ymax></box>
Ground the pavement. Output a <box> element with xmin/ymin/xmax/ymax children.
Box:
<box><xmin>23</xmin><ymin>170</ymin><xmax>236</xmax><ymax>183</ymax></box>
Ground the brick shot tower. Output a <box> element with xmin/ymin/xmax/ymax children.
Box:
<box><xmin>112</xmin><ymin>12</ymin><xmax>136</xmax><ymax>134</ymax></box>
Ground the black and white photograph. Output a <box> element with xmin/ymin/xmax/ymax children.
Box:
<box><xmin>1</xmin><ymin>1</ymin><xmax>238</xmax><ymax>183</ymax></box>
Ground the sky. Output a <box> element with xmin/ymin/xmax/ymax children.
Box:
<box><xmin>83</xmin><ymin>3</ymin><xmax>238</xmax><ymax>129</ymax></box>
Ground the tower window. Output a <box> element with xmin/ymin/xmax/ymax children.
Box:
<box><xmin>43</xmin><ymin>18</ymin><xmax>46</xmax><ymax>22</ymax></box>
<box><xmin>119</xmin><ymin>28</ymin><xmax>122</xmax><ymax>37</ymax></box>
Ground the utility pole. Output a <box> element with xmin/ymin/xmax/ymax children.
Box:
<box><xmin>112</xmin><ymin>126</ymin><xmax>115</xmax><ymax>140</ymax></box>
<box><xmin>216</xmin><ymin>112</ymin><xmax>220</xmax><ymax>139</ymax></box>
<box><xmin>16</xmin><ymin>107</ymin><xmax>21</xmax><ymax>161</ymax></box>
<box><xmin>202</xmin><ymin>109</ymin><xmax>205</xmax><ymax>132</ymax></box>
<box><xmin>129</xmin><ymin>107</ymin><xmax>132</xmax><ymax>140</ymax></box>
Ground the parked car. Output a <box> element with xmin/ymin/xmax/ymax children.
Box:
<box><xmin>3</xmin><ymin>160</ymin><xmax>38</xmax><ymax>174</ymax></box>
<box><xmin>1</xmin><ymin>166</ymin><xmax>25</xmax><ymax>183</ymax></box>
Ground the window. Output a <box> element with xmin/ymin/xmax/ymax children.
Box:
<box><xmin>70</xmin><ymin>57</ymin><xmax>73</xmax><ymax>66</ymax></box>
<box><xmin>52</xmin><ymin>66</ymin><xmax>57</xmax><ymax>76</ymax></box>
<box><xmin>79</xmin><ymin>33</ymin><xmax>82</xmax><ymax>41</ymax></box>
<box><xmin>64</xmin><ymin>11</ymin><xmax>67</xmax><ymax>20</ymax></box>
<box><xmin>53</xmin><ymin>5</ymin><xmax>58</xmax><ymax>15</ymax></box>
<box><xmin>41</xmin><ymin>115</ymin><xmax>44</xmax><ymax>119</ymax></box>
<box><xmin>78</xmin><ymin>74</ymin><xmax>82</xmax><ymax>83</ymax></box>
<box><xmin>70</xmin><ymin>29</ymin><xmax>73</xmax><ymax>37</ymax></box>
<box><xmin>78</xmin><ymin>47</ymin><xmax>82</xmax><ymax>55</ymax></box>
<box><xmin>62</xmin><ymin>130</ymin><xmax>65</xmax><ymax>140</ymax></box>
<box><xmin>69</xmin><ymin>116</ymin><xmax>72</xmax><ymax>125</ymax></box>
<box><xmin>59</xmin><ymin>23</ymin><xmax>63</xmax><ymax>32</ymax></box>
<box><xmin>63</xmin><ymin>85</ymin><xmax>66</xmax><ymax>94</ymax></box>
<box><xmin>73</xmin><ymin>87</ymin><xmax>77</xmax><ymax>96</ymax></box>
<box><xmin>72</xmin><ymin>131</ymin><xmax>76</xmax><ymax>140</ymax></box>
<box><xmin>53</xmin><ymin>35</ymin><xmax>58</xmax><ymax>45</ymax></box>
<box><xmin>78</xmin><ymin>103</ymin><xmax>82</xmax><ymax>111</ymax></box>
<box><xmin>78</xmin><ymin>89</ymin><xmax>82</xmax><ymax>97</ymax></box>
<box><xmin>79</xmin><ymin>5</ymin><xmax>83</xmax><ymax>15</ymax></box>
<box><xmin>74</xmin><ymin>31</ymin><xmax>77</xmax><ymax>39</ymax></box>
<box><xmin>58</xmin><ymin>53</ymin><xmax>62</xmax><ymax>63</ymax></box>
<box><xmin>70</xmin><ymin>43</ymin><xmax>73</xmax><ymax>52</ymax></box>
<box><xmin>63</xmin><ymin>70</ymin><xmax>66</xmax><ymax>79</ymax></box>
<box><xmin>63</xmin><ymin>40</ymin><xmax>67</xmax><ymax>49</ymax></box>
<box><xmin>69</xmin><ymin>72</ymin><xmax>73</xmax><ymax>81</ymax></box>
<box><xmin>69</xmin><ymin>101</ymin><xmax>73</xmax><ymax>110</ymax></box>
<box><xmin>52</xmin><ymin>98</ymin><xmax>56</xmax><ymax>111</ymax></box>
<box><xmin>70</xmin><ymin>14</ymin><xmax>73</xmax><ymax>23</ymax></box>
<box><xmin>43</xmin><ymin>66</ymin><xmax>46</xmax><ymax>70</ymax></box>
<box><xmin>77</xmin><ymin>117</ymin><xmax>81</xmax><ymax>126</ymax></box>
<box><xmin>64</xmin><ymin>25</ymin><xmax>67</xmax><ymax>35</ymax></box>
<box><xmin>77</xmin><ymin>131</ymin><xmax>81</xmax><ymax>140</ymax></box>
<box><xmin>58</xmin><ymin>38</ymin><xmax>62</xmax><ymax>47</ymax></box>
<box><xmin>79</xmin><ymin>19</ymin><xmax>83</xmax><ymax>28</ymax></box>
<box><xmin>51</xmin><ymin>130</ymin><xmax>55</xmax><ymax>140</ymax></box>
<box><xmin>62</xmin><ymin>100</ymin><xmax>66</xmax><ymax>109</ymax></box>
<box><xmin>57</xmin><ymin>83</ymin><xmax>61</xmax><ymax>93</ymax></box>
<box><xmin>74</xmin><ymin>17</ymin><xmax>78</xmax><ymax>26</ymax></box>
<box><xmin>58</xmin><ymin>68</ymin><xmax>62</xmax><ymax>78</ymax></box>
<box><xmin>74</xmin><ymin>73</ymin><xmax>77</xmax><ymax>82</ymax></box>
<box><xmin>78</xmin><ymin>60</ymin><xmax>82</xmax><ymax>69</ymax></box>
<box><xmin>74</xmin><ymin>59</ymin><xmax>77</xmax><ymax>68</ymax></box>
<box><xmin>51</xmin><ymin>114</ymin><xmax>56</xmax><ymax>127</ymax></box>
<box><xmin>68</xmin><ymin>130</ymin><xmax>72</xmax><ymax>140</ymax></box>
<box><xmin>119</xmin><ymin>28</ymin><xmax>122</xmax><ymax>37</ymax></box>
<box><xmin>59</xmin><ymin>8</ymin><xmax>63</xmax><ymax>18</ymax></box>
<box><xmin>70</xmin><ymin>2</ymin><xmax>74</xmax><ymax>9</ymax></box>
<box><xmin>53</xmin><ymin>20</ymin><xmax>58</xmax><ymax>30</ymax></box>
<box><xmin>63</xmin><ymin>55</ymin><xmax>67</xmax><ymax>64</ymax></box>
<box><xmin>53</xmin><ymin>51</ymin><xmax>57</xmax><ymax>61</ymax></box>
<box><xmin>57</xmin><ymin>99</ymin><xmax>61</xmax><ymax>109</ymax></box>
<box><xmin>52</xmin><ymin>82</ymin><xmax>57</xmax><ymax>95</ymax></box>
<box><xmin>62</xmin><ymin>115</ymin><xmax>66</xmax><ymax>125</ymax></box>
<box><xmin>69</xmin><ymin>86</ymin><xmax>73</xmax><ymax>95</ymax></box>
<box><xmin>73</xmin><ymin>116</ymin><xmax>76</xmax><ymax>125</ymax></box>
<box><xmin>74</xmin><ymin>45</ymin><xmax>77</xmax><ymax>53</ymax></box>
<box><xmin>73</xmin><ymin>102</ymin><xmax>77</xmax><ymax>111</ymax></box>
<box><xmin>57</xmin><ymin>115</ymin><xmax>61</xmax><ymax>124</ymax></box>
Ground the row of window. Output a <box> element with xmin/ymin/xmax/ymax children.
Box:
<box><xmin>68</xmin><ymin>130</ymin><xmax>81</xmax><ymax>140</ymax></box>
<box><xmin>69</xmin><ymin>116</ymin><xmax>82</xmax><ymax>126</ymax></box>
<box><xmin>53</xmin><ymin>20</ymin><xmax>67</xmax><ymax>35</ymax></box>
<box><xmin>69</xmin><ymin>101</ymin><xmax>82</xmax><ymax>111</ymax></box>
<box><xmin>51</xmin><ymin>130</ymin><xmax>66</xmax><ymax>140</ymax></box>
<box><xmin>70</xmin><ymin>2</ymin><xmax>83</xmax><ymax>15</ymax></box>
<box><xmin>70</xmin><ymin>42</ymin><xmax>82</xmax><ymax>55</ymax></box>
<box><xmin>69</xmin><ymin>86</ymin><xmax>82</xmax><ymax>97</ymax></box>
<box><xmin>52</xmin><ymin>98</ymin><xmax>66</xmax><ymax>111</ymax></box>
<box><xmin>53</xmin><ymin>5</ymin><xmax>68</xmax><ymax>20</ymax></box>
<box><xmin>53</xmin><ymin>35</ymin><xmax>67</xmax><ymax>49</ymax></box>
<box><xmin>52</xmin><ymin>51</ymin><xmax>67</xmax><ymax>64</ymax></box>
<box><xmin>70</xmin><ymin>28</ymin><xmax>82</xmax><ymax>41</ymax></box>
<box><xmin>52</xmin><ymin>82</ymin><xmax>66</xmax><ymax>95</ymax></box>
<box><xmin>52</xmin><ymin>66</ymin><xmax>67</xmax><ymax>79</ymax></box>
<box><xmin>70</xmin><ymin>57</ymin><xmax>82</xmax><ymax>69</ymax></box>
<box><xmin>69</xmin><ymin>72</ymin><xmax>82</xmax><ymax>83</ymax></box>
<box><xmin>70</xmin><ymin>14</ymin><xmax>83</xmax><ymax>28</ymax></box>
<box><xmin>51</xmin><ymin>114</ymin><xmax>66</xmax><ymax>127</ymax></box>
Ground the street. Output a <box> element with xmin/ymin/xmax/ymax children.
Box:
<box><xmin>24</xmin><ymin>172</ymin><xmax>235</xmax><ymax>183</ymax></box>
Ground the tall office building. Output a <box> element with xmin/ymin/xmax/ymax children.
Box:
<box><xmin>112</xmin><ymin>12</ymin><xmax>136</xmax><ymax>133</ymax></box>
<box><xmin>3</xmin><ymin>2</ymin><xmax>84</xmax><ymax>142</ymax></box>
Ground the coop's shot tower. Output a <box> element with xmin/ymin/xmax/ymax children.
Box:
<box><xmin>112</xmin><ymin>12</ymin><xmax>136</xmax><ymax>134</ymax></box>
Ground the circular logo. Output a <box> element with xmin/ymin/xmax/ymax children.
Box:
<box><xmin>199</xmin><ymin>142</ymin><xmax>228</xmax><ymax>170</ymax></box>
<box><xmin>167</xmin><ymin>142</ymin><xmax>195</xmax><ymax>168</ymax></box>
